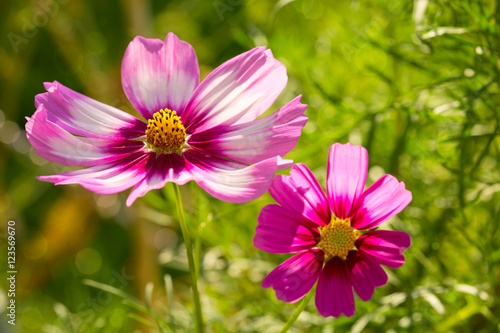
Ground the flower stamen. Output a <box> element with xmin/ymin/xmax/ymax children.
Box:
<box><xmin>317</xmin><ymin>217</ymin><xmax>360</xmax><ymax>260</ymax></box>
<box><xmin>146</xmin><ymin>109</ymin><xmax>186</xmax><ymax>152</ymax></box>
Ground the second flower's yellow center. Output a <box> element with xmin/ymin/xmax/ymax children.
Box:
<box><xmin>317</xmin><ymin>217</ymin><xmax>360</xmax><ymax>260</ymax></box>
<box><xmin>146</xmin><ymin>109</ymin><xmax>186</xmax><ymax>152</ymax></box>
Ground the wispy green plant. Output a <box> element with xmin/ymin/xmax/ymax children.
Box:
<box><xmin>1</xmin><ymin>0</ymin><xmax>499</xmax><ymax>332</ymax></box>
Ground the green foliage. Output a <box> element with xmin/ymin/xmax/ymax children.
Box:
<box><xmin>1</xmin><ymin>0</ymin><xmax>499</xmax><ymax>332</ymax></box>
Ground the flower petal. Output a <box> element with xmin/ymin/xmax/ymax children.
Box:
<box><xmin>262</xmin><ymin>250</ymin><xmax>324</xmax><ymax>303</ymax></box>
<box><xmin>355</xmin><ymin>230</ymin><xmax>411</xmax><ymax>269</ymax></box>
<box><xmin>351</xmin><ymin>174</ymin><xmax>412</xmax><ymax>230</ymax></box>
<box><xmin>181</xmin><ymin>47</ymin><xmax>287</xmax><ymax>134</ymax></box>
<box><xmin>276</xmin><ymin>157</ymin><xmax>294</xmax><ymax>170</ymax></box>
<box><xmin>126</xmin><ymin>152</ymin><xmax>193</xmax><ymax>206</ymax></box>
<box><xmin>121</xmin><ymin>33</ymin><xmax>199</xmax><ymax>120</ymax></box>
<box><xmin>327</xmin><ymin>143</ymin><xmax>368</xmax><ymax>220</ymax></box>
<box><xmin>347</xmin><ymin>251</ymin><xmax>388</xmax><ymax>301</ymax></box>
<box><xmin>38</xmin><ymin>151</ymin><xmax>152</xmax><ymax>195</ymax></box>
<box><xmin>26</xmin><ymin>105</ymin><xmax>144</xmax><ymax>166</ymax></box>
<box><xmin>183</xmin><ymin>150</ymin><xmax>281</xmax><ymax>203</ymax></box>
<box><xmin>254</xmin><ymin>204</ymin><xmax>320</xmax><ymax>254</ymax></box>
<box><xmin>269</xmin><ymin>164</ymin><xmax>330</xmax><ymax>227</ymax></box>
<box><xmin>188</xmin><ymin>95</ymin><xmax>307</xmax><ymax>164</ymax></box>
<box><xmin>315</xmin><ymin>257</ymin><xmax>355</xmax><ymax>317</ymax></box>
<box><xmin>35</xmin><ymin>81</ymin><xmax>146</xmax><ymax>139</ymax></box>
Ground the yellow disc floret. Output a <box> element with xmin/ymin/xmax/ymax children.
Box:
<box><xmin>146</xmin><ymin>109</ymin><xmax>186</xmax><ymax>152</ymax></box>
<box><xmin>317</xmin><ymin>216</ymin><xmax>360</xmax><ymax>260</ymax></box>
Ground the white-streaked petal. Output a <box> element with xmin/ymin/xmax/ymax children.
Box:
<box><xmin>35</xmin><ymin>81</ymin><xmax>146</xmax><ymax>139</ymax></box>
<box><xmin>188</xmin><ymin>95</ymin><xmax>307</xmax><ymax>164</ymax></box>
<box><xmin>38</xmin><ymin>151</ymin><xmax>152</xmax><ymax>195</ymax></box>
<box><xmin>121</xmin><ymin>33</ymin><xmax>199</xmax><ymax>120</ymax></box>
<box><xmin>26</xmin><ymin>105</ymin><xmax>143</xmax><ymax>166</ymax></box>
<box><xmin>126</xmin><ymin>152</ymin><xmax>193</xmax><ymax>206</ymax></box>
<box><xmin>181</xmin><ymin>47</ymin><xmax>287</xmax><ymax>134</ymax></box>
<box><xmin>183</xmin><ymin>150</ymin><xmax>282</xmax><ymax>203</ymax></box>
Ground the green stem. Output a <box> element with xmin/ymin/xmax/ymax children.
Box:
<box><xmin>172</xmin><ymin>183</ymin><xmax>205</xmax><ymax>333</ymax></box>
<box><xmin>279</xmin><ymin>287</ymin><xmax>315</xmax><ymax>333</ymax></box>
<box><xmin>192</xmin><ymin>182</ymin><xmax>202</xmax><ymax>279</ymax></box>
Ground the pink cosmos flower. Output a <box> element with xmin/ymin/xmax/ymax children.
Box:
<box><xmin>26</xmin><ymin>33</ymin><xmax>308</xmax><ymax>206</ymax></box>
<box><xmin>253</xmin><ymin>143</ymin><xmax>412</xmax><ymax>317</ymax></box>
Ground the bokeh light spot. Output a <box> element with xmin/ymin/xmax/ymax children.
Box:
<box><xmin>23</xmin><ymin>235</ymin><xmax>48</xmax><ymax>260</ymax></box>
<box><xmin>154</xmin><ymin>227</ymin><xmax>178</xmax><ymax>250</ymax></box>
<box><xmin>110</xmin><ymin>308</ymin><xmax>127</xmax><ymax>328</ymax></box>
<box><xmin>85</xmin><ymin>31</ymin><xmax>107</xmax><ymax>55</ymax></box>
<box><xmin>20</xmin><ymin>307</ymin><xmax>44</xmax><ymax>329</ymax></box>
<box><xmin>75</xmin><ymin>248</ymin><xmax>102</xmax><ymax>275</ymax></box>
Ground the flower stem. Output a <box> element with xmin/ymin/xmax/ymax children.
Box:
<box><xmin>172</xmin><ymin>183</ymin><xmax>205</xmax><ymax>333</ymax></box>
<box><xmin>279</xmin><ymin>288</ymin><xmax>315</xmax><ymax>333</ymax></box>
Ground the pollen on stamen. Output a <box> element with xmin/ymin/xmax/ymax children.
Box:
<box><xmin>146</xmin><ymin>109</ymin><xmax>186</xmax><ymax>152</ymax></box>
<box><xmin>317</xmin><ymin>216</ymin><xmax>360</xmax><ymax>260</ymax></box>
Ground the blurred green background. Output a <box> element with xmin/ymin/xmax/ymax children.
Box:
<box><xmin>1</xmin><ymin>0</ymin><xmax>499</xmax><ymax>332</ymax></box>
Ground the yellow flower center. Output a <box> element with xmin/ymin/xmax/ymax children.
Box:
<box><xmin>317</xmin><ymin>216</ymin><xmax>360</xmax><ymax>260</ymax></box>
<box><xmin>146</xmin><ymin>109</ymin><xmax>186</xmax><ymax>152</ymax></box>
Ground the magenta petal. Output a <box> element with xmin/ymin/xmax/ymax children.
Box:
<box><xmin>262</xmin><ymin>250</ymin><xmax>323</xmax><ymax>303</ymax></box>
<box><xmin>269</xmin><ymin>164</ymin><xmax>330</xmax><ymax>227</ymax></box>
<box><xmin>181</xmin><ymin>47</ymin><xmax>287</xmax><ymax>133</ymax></box>
<box><xmin>347</xmin><ymin>251</ymin><xmax>388</xmax><ymax>301</ymax></box>
<box><xmin>315</xmin><ymin>257</ymin><xmax>355</xmax><ymax>318</ymax></box>
<box><xmin>38</xmin><ymin>151</ymin><xmax>152</xmax><ymax>195</ymax></box>
<box><xmin>351</xmin><ymin>174</ymin><xmax>412</xmax><ymax>230</ymax></box>
<box><xmin>26</xmin><ymin>105</ymin><xmax>143</xmax><ymax>166</ymax></box>
<box><xmin>126</xmin><ymin>152</ymin><xmax>193</xmax><ymax>206</ymax></box>
<box><xmin>356</xmin><ymin>230</ymin><xmax>411</xmax><ymax>269</ymax></box>
<box><xmin>121</xmin><ymin>33</ymin><xmax>199</xmax><ymax>120</ymax></box>
<box><xmin>188</xmin><ymin>96</ymin><xmax>307</xmax><ymax>164</ymax></box>
<box><xmin>326</xmin><ymin>143</ymin><xmax>368</xmax><ymax>219</ymax></box>
<box><xmin>326</xmin><ymin>143</ymin><xmax>368</xmax><ymax>220</ymax></box>
<box><xmin>183</xmin><ymin>150</ymin><xmax>280</xmax><ymax>203</ymax></box>
<box><xmin>254</xmin><ymin>204</ymin><xmax>320</xmax><ymax>254</ymax></box>
<box><xmin>35</xmin><ymin>81</ymin><xmax>147</xmax><ymax>139</ymax></box>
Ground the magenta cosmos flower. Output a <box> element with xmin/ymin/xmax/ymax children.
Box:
<box><xmin>253</xmin><ymin>143</ymin><xmax>412</xmax><ymax>317</ymax></box>
<box><xmin>26</xmin><ymin>33</ymin><xmax>308</xmax><ymax>206</ymax></box>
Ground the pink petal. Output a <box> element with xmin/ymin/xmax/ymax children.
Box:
<box><xmin>183</xmin><ymin>150</ymin><xmax>281</xmax><ymax>203</ymax></box>
<box><xmin>26</xmin><ymin>105</ymin><xmax>143</xmax><ymax>166</ymax></box>
<box><xmin>35</xmin><ymin>81</ymin><xmax>146</xmax><ymax>139</ymax></box>
<box><xmin>355</xmin><ymin>230</ymin><xmax>411</xmax><ymax>269</ymax></box>
<box><xmin>181</xmin><ymin>47</ymin><xmax>287</xmax><ymax>134</ymax></box>
<box><xmin>277</xmin><ymin>156</ymin><xmax>293</xmax><ymax>170</ymax></box>
<box><xmin>126</xmin><ymin>152</ymin><xmax>193</xmax><ymax>206</ymax></box>
<box><xmin>269</xmin><ymin>164</ymin><xmax>330</xmax><ymax>227</ymax></box>
<box><xmin>347</xmin><ymin>251</ymin><xmax>388</xmax><ymax>301</ymax></box>
<box><xmin>262</xmin><ymin>250</ymin><xmax>324</xmax><ymax>303</ymax></box>
<box><xmin>254</xmin><ymin>204</ymin><xmax>320</xmax><ymax>254</ymax></box>
<box><xmin>315</xmin><ymin>257</ymin><xmax>355</xmax><ymax>317</ymax></box>
<box><xmin>351</xmin><ymin>174</ymin><xmax>412</xmax><ymax>230</ymax></box>
<box><xmin>327</xmin><ymin>143</ymin><xmax>368</xmax><ymax>220</ymax></box>
<box><xmin>187</xmin><ymin>95</ymin><xmax>307</xmax><ymax>164</ymax></box>
<box><xmin>121</xmin><ymin>33</ymin><xmax>199</xmax><ymax>120</ymax></box>
<box><xmin>38</xmin><ymin>151</ymin><xmax>152</xmax><ymax>195</ymax></box>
